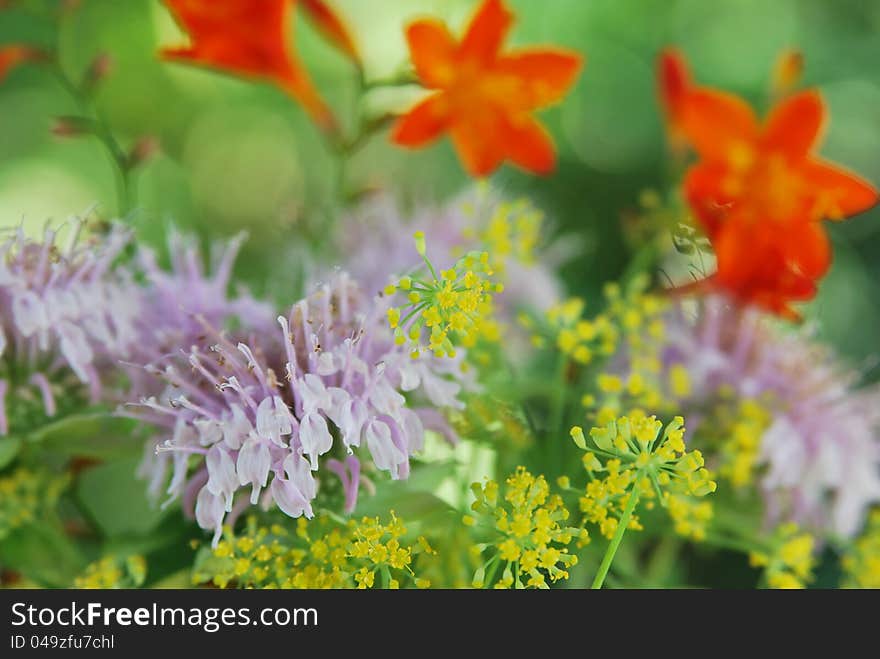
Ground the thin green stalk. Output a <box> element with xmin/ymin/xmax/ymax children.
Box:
<box><xmin>592</xmin><ymin>485</ymin><xmax>641</xmax><ymax>589</ymax></box>
<box><xmin>482</xmin><ymin>554</ymin><xmax>501</xmax><ymax>587</ymax></box>
<box><xmin>548</xmin><ymin>350</ymin><xmax>568</xmax><ymax>475</ymax></box>
<box><xmin>49</xmin><ymin>62</ymin><xmax>133</xmax><ymax>218</ymax></box>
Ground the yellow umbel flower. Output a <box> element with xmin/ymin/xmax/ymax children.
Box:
<box><xmin>749</xmin><ymin>522</ymin><xmax>816</xmax><ymax>589</ymax></box>
<box><xmin>666</xmin><ymin>493</ymin><xmax>713</xmax><ymax>542</ymax></box>
<box><xmin>467</xmin><ymin>467</ymin><xmax>583</xmax><ymax>589</ymax></box>
<box><xmin>716</xmin><ymin>398</ymin><xmax>772</xmax><ymax>488</ymax></box>
<box><xmin>538</xmin><ymin>297</ymin><xmax>618</xmax><ymax>367</ymax></box>
<box><xmin>529</xmin><ymin>277</ymin><xmax>671</xmax><ymax>426</ymax></box>
<box><xmin>385</xmin><ymin>232</ymin><xmax>502</xmax><ymax>358</ymax></box>
<box><xmin>192</xmin><ymin>513</ymin><xmax>436</xmax><ymax>589</ymax></box>
<box><xmin>74</xmin><ymin>555</ymin><xmax>147</xmax><ymax>589</ymax></box>
<box><xmin>460</xmin><ymin>195</ymin><xmax>545</xmax><ymax>268</ymax></box>
<box><xmin>0</xmin><ymin>467</ymin><xmax>69</xmax><ymax>540</ymax></box>
<box><xmin>570</xmin><ymin>414</ymin><xmax>717</xmax><ymax>540</ymax></box>
<box><xmin>842</xmin><ymin>509</ymin><xmax>880</xmax><ymax>588</ymax></box>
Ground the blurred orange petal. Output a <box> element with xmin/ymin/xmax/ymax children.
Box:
<box><xmin>161</xmin><ymin>0</ymin><xmax>334</xmax><ymax>130</ymax></box>
<box><xmin>498</xmin><ymin>49</ymin><xmax>583</xmax><ymax>110</ymax></box>
<box><xmin>762</xmin><ymin>90</ymin><xmax>825</xmax><ymax>159</ymax></box>
<box><xmin>300</xmin><ymin>0</ymin><xmax>360</xmax><ymax>64</ymax></box>
<box><xmin>657</xmin><ymin>48</ymin><xmax>691</xmax><ymax>113</ymax></box>
<box><xmin>683</xmin><ymin>162</ymin><xmax>736</xmax><ymax>236</ymax></box>
<box><xmin>804</xmin><ymin>159</ymin><xmax>879</xmax><ymax>220</ymax></box>
<box><xmin>406</xmin><ymin>20</ymin><xmax>457</xmax><ymax>88</ymax></box>
<box><xmin>713</xmin><ymin>220</ymin><xmax>819</xmax><ymax>317</ymax></box>
<box><xmin>450</xmin><ymin>109</ymin><xmax>508</xmax><ymax>177</ymax></box>
<box><xmin>679</xmin><ymin>88</ymin><xmax>759</xmax><ymax>162</ymax></box>
<box><xmin>392</xmin><ymin>94</ymin><xmax>450</xmax><ymax>146</ymax></box>
<box><xmin>460</xmin><ymin>0</ymin><xmax>513</xmax><ymax>65</ymax></box>
<box><xmin>503</xmin><ymin>116</ymin><xmax>556</xmax><ymax>175</ymax></box>
<box><xmin>786</xmin><ymin>221</ymin><xmax>830</xmax><ymax>279</ymax></box>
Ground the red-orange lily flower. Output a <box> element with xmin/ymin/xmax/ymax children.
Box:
<box><xmin>392</xmin><ymin>0</ymin><xmax>582</xmax><ymax>177</ymax></box>
<box><xmin>658</xmin><ymin>49</ymin><xmax>878</xmax><ymax>318</ymax></box>
<box><xmin>161</xmin><ymin>0</ymin><xmax>358</xmax><ymax>132</ymax></box>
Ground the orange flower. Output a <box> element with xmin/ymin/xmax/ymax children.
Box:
<box><xmin>392</xmin><ymin>0</ymin><xmax>582</xmax><ymax>177</ymax></box>
<box><xmin>658</xmin><ymin>48</ymin><xmax>878</xmax><ymax>318</ymax></box>
<box><xmin>161</xmin><ymin>0</ymin><xmax>358</xmax><ymax>131</ymax></box>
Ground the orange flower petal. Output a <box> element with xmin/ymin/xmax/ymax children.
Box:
<box><xmin>679</xmin><ymin>88</ymin><xmax>759</xmax><ymax>162</ymax></box>
<box><xmin>683</xmin><ymin>162</ymin><xmax>736</xmax><ymax>236</ymax></box>
<box><xmin>392</xmin><ymin>94</ymin><xmax>451</xmax><ymax>147</ymax></box>
<box><xmin>406</xmin><ymin>19</ymin><xmax>457</xmax><ymax>89</ymax></box>
<box><xmin>503</xmin><ymin>116</ymin><xmax>556</xmax><ymax>175</ymax></box>
<box><xmin>497</xmin><ymin>49</ymin><xmax>583</xmax><ymax>110</ymax></box>
<box><xmin>657</xmin><ymin>48</ymin><xmax>691</xmax><ymax>120</ymax></box>
<box><xmin>460</xmin><ymin>0</ymin><xmax>513</xmax><ymax>65</ymax></box>
<box><xmin>712</xmin><ymin>219</ymin><xmax>821</xmax><ymax>317</ymax></box>
<box><xmin>300</xmin><ymin>0</ymin><xmax>360</xmax><ymax>64</ymax></box>
<box><xmin>450</xmin><ymin>108</ymin><xmax>509</xmax><ymax>177</ymax></box>
<box><xmin>762</xmin><ymin>89</ymin><xmax>825</xmax><ymax>159</ymax></box>
<box><xmin>785</xmin><ymin>221</ymin><xmax>830</xmax><ymax>279</ymax></box>
<box><xmin>161</xmin><ymin>0</ymin><xmax>334</xmax><ymax>130</ymax></box>
<box><xmin>804</xmin><ymin>159</ymin><xmax>879</xmax><ymax>220</ymax></box>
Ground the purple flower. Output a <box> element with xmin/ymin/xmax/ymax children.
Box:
<box><xmin>133</xmin><ymin>230</ymin><xmax>275</xmax><ymax>360</ymax></box>
<box><xmin>132</xmin><ymin>271</ymin><xmax>473</xmax><ymax>545</ymax></box>
<box><xmin>0</xmin><ymin>222</ymin><xmax>139</xmax><ymax>433</ymax></box>
<box><xmin>659</xmin><ymin>295</ymin><xmax>880</xmax><ymax>538</ymax></box>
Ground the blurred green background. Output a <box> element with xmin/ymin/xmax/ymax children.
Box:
<box><xmin>1</xmin><ymin>0</ymin><xmax>879</xmax><ymax>363</ymax></box>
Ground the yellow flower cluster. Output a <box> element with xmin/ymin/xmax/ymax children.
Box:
<box><xmin>666</xmin><ymin>493</ymin><xmax>713</xmax><ymax>542</ymax></box>
<box><xmin>523</xmin><ymin>278</ymin><xmax>670</xmax><ymax>419</ymax></box>
<box><xmin>385</xmin><ymin>232</ymin><xmax>502</xmax><ymax>358</ymax></box>
<box><xmin>715</xmin><ymin>398</ymin><xmax>772</xmax><ymax>487</ymax></box>
<box><xmin>749</xmin><ymin>523</ymin><xmax>815</xmax><ymax>589</ymax></box>
<box><xmin>347</xmin><ymin>513</ymin><xmax>435</xmax><ymax>589</ymax></box>
<box><xmin>571</xmin><ymin>414</ymin><xmax>717</xmax><ymax>540</ymax></box>
<box><xmin>459</xmin><ymin>194</ymin><xmax>544</xmax><ymax>269</ymax></box>
<box><xmin>0</xmin><ymin>467</ymin><xmax>68</xmax><ymax>540</ymax></box>
<box><xmin>193</xmin><ymin>514</ymin><xmax>434</xmax><ymax>589</ymax></box>
<box><xmin>74</xmin><ymin>555</ymin><xmax>147</xmax><ymax>589</ymax></box>
<box><xmin>589</xmin><ymin>284</ymin><xmax>671</xmax><ymax>424</ymax></box>
<box><xmin>465</xmin><ymin>467</ymin><xmax>585</xmax><ymax>589</ymax></box>
<box><xmin>842</xmin><ymin>509</ymin><xmax>880</xmax><ymax>588</ymax></box>
<box><xmin>538</xmin><ymin>297</ymin><xmax>618</xmax><ymax>364</ymax></box>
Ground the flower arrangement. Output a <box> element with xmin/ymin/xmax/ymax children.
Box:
<box><xmin>0</xmin><ymin>0</ymin><xmax>877</xmax><ymax>591</ymax></box>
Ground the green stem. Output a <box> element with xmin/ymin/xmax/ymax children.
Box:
<box><xmin>548</xmin><ymin>350</ymin><xmax>568</xmax><ymax>475</ymax></box>
<box><xmin>592</xmin><ymin>486</ymin><xmax>641</xmax><ymax>589</ymax></box>
<box><xmin>49</xmin><ymin>62</ymin><xmax>133</xmax><ymax>218</ymax></box>
<box><xmin>482</xmin><ymin>554</ymin><xmax>500</xmax><ymax>587</ymax></box>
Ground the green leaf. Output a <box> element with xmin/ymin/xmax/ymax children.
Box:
<box><xmin>28</xmin><ymin>413</ymin><xmax>139</xmax><ymax>460</ymax></box>
<box><xmin>0</xmin><ymin>524</ymin><xmax>86</xmax><ymax>587</ymax></box>
<box><xmin>77</xmin><ymin>457</ymin><xmax>169</xmax><ymax>537</ymax></box>
<box><xmin>0</xmin><ymin>437</ymin><xmax>22</xmax><ymax>469</ymax></box>
<box><xmin>151</xmin><ymin>568</ymin><xmax>194</xmax><ymax>589</ymax></box>
<box><xmin>355</xmin><ymin>490</ymin><xmax>456</xmax><ymax>525</ymax></box>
